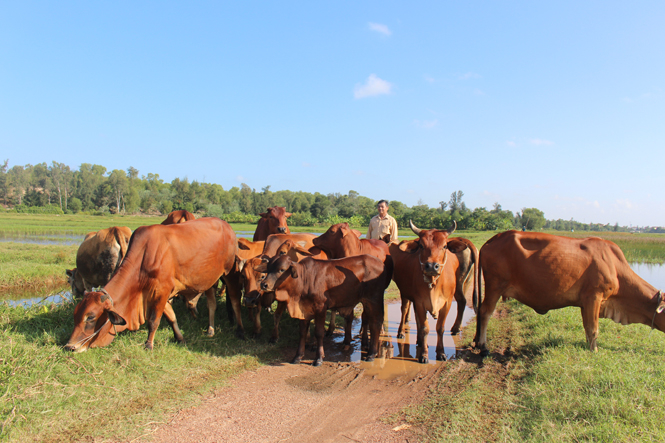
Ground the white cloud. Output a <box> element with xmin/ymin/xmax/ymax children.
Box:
<box><xmin>353</xmin><ymin>170</ymin><xmax>366</xmax><ymax>176</ymax></box>
<box><xmin>368</xmin><ymin>22</ymin><xmax>391</xmax><ymax>36</ymax></box>
<box><xmin>414</xmin><ymin>119</ymin><xmax>438</xmax><ymax>129</ymax></box>
<box><xmin>302</xmin><ymin>162</ymin><xmax>312</xmax><ymax>168</ymax></box>
<box><xmin>235</xmin><ymin>175</ymin><xmax>245</xmax><ymax>182</ymax></box>
<box><xmin>354</xmin><ymin>74</ymin><xmax>393</xmax><ymax>99</ymax></box>
<box><xmin>529</xmin><ymin>138</ymin><xmax>555</xmax><ymax>146</ymax></box>
<box><xmin>473</xmin><ymin>89</ymin><xmax>485</xmax><ymax>96</ymax></box>
<box><xmin>459</xmin><ymin>72</ymin><xmax>481</xmax><ymax>80</ymax></box>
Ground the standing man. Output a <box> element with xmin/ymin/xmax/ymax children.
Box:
<box><xmin>367</xmin><ymin>200</ymin><xmax>399</xmax><ymax>243</ymax></box>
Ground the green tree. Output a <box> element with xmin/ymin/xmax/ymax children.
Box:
<box><xmin>0</xmin><ymin>159</ymin><xmax>8</xmax><ymax>205</ymax></box>
<box><xmin>519</xmin><ymin>207</ymin><xmax>546</xmax><ymax>230</ymax></box>
<box><xmin>8</xmin><ymin>165</ymin><xmax>30</xmax><ymax>205</ymax></box>
<box><xmin>107</xmin><ymin>169</ymin><xmax>129</xmax><ymax>214</ymax></box>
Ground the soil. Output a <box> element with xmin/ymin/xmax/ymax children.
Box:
<box><xmin>147</xmin><ymin>356</ymin><xmax>441</xmax><ymax>443</ymax></box>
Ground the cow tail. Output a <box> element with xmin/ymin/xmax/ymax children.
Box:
<box><xmin>473</xmin><ymin>247</ymin><xmax>481</xmax><ymax>315</ymax></box>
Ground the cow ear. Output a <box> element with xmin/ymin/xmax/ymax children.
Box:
<box><xmin>380</xmin><ymin>234</ymin><xmax>391</xmax><ymax>244</ymax></box>
<box><xmin>237</xmin><ymin>238</ymin><xmax>251</xmax><ymax>250</ymax></box>
<box><xmin>398</xmin><ymin>240</ymin><xmax>419</xmax><ymax>252</ymax></box>
<box><xmin>352</xmin><ymin>229</ymin><xmax>362</xmax><ymax>238</ymax></box>
<box><xmin>285</xmin><ymin>212</ymin><xmax>292</xmax><ymax>218</ymax></box>
<box><xmin>65</xmin><ymin>269</ymin><xmax>75</xmax><ymax>278</ymax></box>
<box><xmin>340</xmin><ymin>225</ymin><xmax>350</xmax><ymax>237</ymax></box>
<box><xmin>259</xmin><ymin>212</ymin><xmax>267</xmax><ymax>218</ymax></box>
<box><xmin>254</xmin><ymin>262</ymin><xmax>268</xmax><ymax>273</ymax></box>
<box><xmin>107</xmin><ymin>310</ymin><xmax>127</xmax><ymax>326</ymax></box>
<box><xmin>290</xmin><ymin>264</ymin><xmax>299</xmax><ymax>279</ymax></box>
<box><xmin>447</xmin><ymin>239</ymin><xmax>468</xmax><ymax>253</ymax></box>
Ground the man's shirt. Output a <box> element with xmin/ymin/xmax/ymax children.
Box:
<box><xmin>367</xmin><ymin>213</ymin><xmax>398</xmax><ymax>243</ymax></box>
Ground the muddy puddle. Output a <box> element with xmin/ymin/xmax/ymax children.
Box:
<box><xmin>321</xmin><ymin>301</ymin><xmax>474</xmax><ymax>379</ymax></box>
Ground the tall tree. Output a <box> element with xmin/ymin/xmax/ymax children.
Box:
<box><xmin>0</xmin><ymin>159</ymin><xmax>9</xmax><ymax>205</ymax></box>
<box><xmin>49</xmin><ymin>162</ymin><xmax>72</xmax><ymax>210</ymax></box>
<box><xmin>8</xmin><ymin>165</ymin><xmax>30</xmax><ymax>205</ymax></box>
<box><xmin>107</xmin><ymin>169</ymin><xmax>129</xmax><ymax>214</ymax></box>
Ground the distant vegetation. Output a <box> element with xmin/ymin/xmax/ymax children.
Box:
<box><xmin>0</xmin><ymin>159</ymin><xmax>645</xmax><ymax>232</ymax></box>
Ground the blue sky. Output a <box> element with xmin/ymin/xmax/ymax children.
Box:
<box><xmin>1</xmin><ymin>1</ymin><xmax>663</xmax><ymax>226</ymax></box>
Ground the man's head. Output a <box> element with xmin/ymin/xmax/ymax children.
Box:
<box><xmin>377</xmin><ymin>200</ymin><xmax>389</xmax><ymax>218</ymax></box>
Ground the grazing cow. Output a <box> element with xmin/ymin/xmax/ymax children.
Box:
<box><xmin>474</xmin><ymin>230</ymin><xmax>665</xmax><ymax>354</ymax></box>
<box><xmin>64</xmin><ymin>217</ymin><xmax>237</xmax><ymax>352</ymax></box>
<box><xmin>255</xmin><ymin>254</ymin><xmax>389</xmax><ymax>366</ymax></box>
<box><xmin>389</xmin><ymin>221</ymin><xmax>474</xmax><ymax>363</ymax></box>
<box><xmin>66</xmin><ymin>227</ymin><xmax>132</xmax><ymax>297</ymax></box>
<box><xmin>253</xmin><ymin>206</ymin><xmax>292</xmax><ymax>241</ymax></box>
<box><xmin>161</xmin><ymin>209</ymin><xmax>196</xmax><ymax>225</ymax></box>
<box><xmin>397</xmin><ymin>236</ymin><xmax>478</xmax><ymax>337</ymax></box>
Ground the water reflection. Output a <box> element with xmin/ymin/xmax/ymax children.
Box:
<box><xmin>630</xmin><ymin>263</ymin><xmax>665</xmax><ymax>289</ymax></box>
<box><xmin>0</xmin><ymin>232</ymin><xmax>83</xmax><ymax>246</ymax></box>
<box><xmin>3</xmin><ymin>288</ymin><xmax>73</xmax><ymax>307</ymax></box>
<box><xmin>323</xmin><ymin>301</ymin><xmax>474</xmax><ymax>379</ymax></box>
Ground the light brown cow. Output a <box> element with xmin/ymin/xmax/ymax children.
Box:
<box><xmin>253</xmin><ymin>206</ymin><xmax>291</xmax><ymax>241</ymax></box>
<box><xmin>389</xmin><ymin>221</ymin><xmax>475</xmax><ymax>363</ymax></box>
<box><xmin>161</xmin><ymin>209</ymin><xmax>196</xmax><ymax>225</ymax></box>
<box><xmin>474</xmin><ymin>230</ymin><xmax>665</xmax><ymax>354</ymax></box>
<box><xmin>65</xmin><ymin>227</ymin><xmax>132</xmax><ymax>297</ymax></box>
<box><xmin>64</xmin><ymin>217</ymin><xmax>237</xmax><ymax>352</ymax></box>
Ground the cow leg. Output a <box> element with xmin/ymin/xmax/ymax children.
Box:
<box><xmin>187</xmin><ymin>292</ymin><xmax>202</xmax><ymax>318</ymax></box>
<box><xmin>365</xmin><ymin>302</ymin><xmax>384</xmax><ymax>362</ymax></box>
<box><xmin>270</xmin><ymin>301</ymin><xmax>286</xmax><ymax>343</ymax></box>
<box><xmin>343</xmin><ymin>311</ymin><xmax>354</xmax><ymax>349</ymax></box>
<box><xmin>225</xmin><ymin>277</ymin><xmax>246</xmax><ymax>340</ymax></box>
<box><xmin>414</xmin><ymin>304</ymin><xmax>430</xmax><ymax>364</ymax></box>
<box><xmin>474</xmin><ymin>281</ymin><xmax>503</xmax><ymax>356</ymax></box>
<box><xmin>326</xmin><ymin>310</ymin><xmax>337</xmax><ymax>336</ymax></box>
<box><xmin>205</xmin><ymin>287</ymin><xmax>216</xmax><ymax>337</ymax></box>
<box><xmin>397</xmin><ymin>297</ymin><xmax>412</xmax><ymax>339</ymax></box>
<box><xmin>293</xmin><ymin>319</ymin><xmax>310</xmax><ymax>364</ymax></box>
<box><xmin>250</xmin><ymin>306</ymin><xmax>262</xmax><ymax>339</ymax></box>
<box><xmin>163</xmin><ymin>302</ymin><xmax>185</xmax><ymax>345</ymax></box>
<box><xmin>313</xmin><ymin>312</ymin><xmax>326</xmax><ymax>366</ymax></box>
<box><xmin>360</xmin><ymin>309</ymin><xmax>369</xmax><ymax>352</ymax></box>
<box><xmin>435</xmin><ymin>301</ymin><xmax>452</xmax><ymax>361</ymax></box>
<box><xmin>581</xmin><ymin>296</ymin><xmax>602</xmax><ymax>351</ymax></box>
<box><xmin>450</xmin><ymin>285</ymin><xmax>466</xmax><ymax>336</ymax></box>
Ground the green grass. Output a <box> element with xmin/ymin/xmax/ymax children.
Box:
<box><xmin>0</xmin><ymin>295</ymin><xmax>302</xmax><ymax>442</ymax></box>
<box><xmin>0</xmin><ymin>243</ymin><xmax>78</xmax><ymax>291</ymax></box>
<box><xmin>400</xmin><ymin>300</ymin><xmax>665</xmax><ymax>442</ymax></box>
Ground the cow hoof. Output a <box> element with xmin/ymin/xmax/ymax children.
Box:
<box><xmin>450</xmin><ymin>328</ymin><xmax>460</xmax><ymax>336</ymax></box>
<box><xmin>206</xmin><ymin>327</ymin><xmax>215</xmax><ymax>337</ymax></box>
<box><xmin>436</xmin><ymin>353</ymin><xmax>447</xmax><ymax>361</ymax></box>
<box><xmin>269</xmin><ymin>337</ymin><xmax>278</xmax><ymax>344</ymax></box>
<box><xmin>480</xmin><ymin>349</ymin><xmax>490</xmax><ymax>358</ymax></box>
<box><xmin>418</xmin><ymin>356</ymin><xmax>428</xmax><ymax>364</ymax></box>
<box><xmin>291</xmin><ymin>356</ymin><xmax>303</xmax><ymax>365</ymax></box>
<box><xmin>365</xmin><ymin>355</ymin><xmax>375</xmax><ymax>362</ymax></box>
<box><xmin>312</xmin><ymin>358</ymin><xmax>323</xmax><ymax>367</ymax></box>
<box><xmin>144</xmin><ymin>342</ymin><xmax>154</xmax><ymax>351</ymax></box>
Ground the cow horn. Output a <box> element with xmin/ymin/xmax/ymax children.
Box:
<box><xmin>409</xmin><ymin>220</ymin><xmax>422</xmax><ymax>235</ymax></box>
<box><xmin>447</xmin><ymin>220</ymin><xmax>457</xmax><ymax>235</ymax></box>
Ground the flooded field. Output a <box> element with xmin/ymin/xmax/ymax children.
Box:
<box><xmin>0</xmin><ymin>232</ymin><xmax>83</xmax><ymax>246</ymax></box>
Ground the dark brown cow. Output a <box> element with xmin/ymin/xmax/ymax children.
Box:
<box><xmin>161</xmin><ymin>209</ymin><xmax>196</xmax><ymax>225</ymax></box>
<box><xmin>389</xmin><ymin>221</ymin><xmax>474</xmax><ymax>363</ymax></box>
<box><xmin>64</xmin><ymin>217</ymin><xmax>237</xmax><ymax>352</ymax></box>
<box><xmin>253</xmin><ymin>206</ymin><xmax>291</xmax><ymax>241</ymax></box>
<box><xmin>397</xmin><ymin>235</ymin><xmax>478</xmax><ymax>337</ymax></box>
<box><xmin>474</xmin><ymin>230</ymin><xmax>665</xmax><ymax>354</ymax></box>
<box><xmin>256</xmin><ymin>254</ymin><xmax>389</xmax><ymax>366</ymax></box>
<box><xmin>65</xmin><ymin>227</ymin><xmax>132</xmax><ymax>297</ymax></box>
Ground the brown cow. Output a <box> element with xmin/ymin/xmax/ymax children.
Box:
<box><xmin>65</xmin><ymin>227</ymin><xmax>132</xmax><ymax>297</ymax></box>
<box><xmin>64</xmin><ymin>217</ymin><xmax>237</xmax><ymax>352</ymax></box>
<box><xmin>474</xmin><ymin>230</ymin><xmax>665</xmax><ymax>354</ymax></box>
<box><xmin>397</xmin><ymin>235</ymin><xmax>478</xmax><ymax>337</ymax></box>
<box><xmin>161</xmin><ymin>209</ymin><xmax>196</xmax><ymax>225</ymax></box>
<box><xmin>253</xmin><ymin>206</ymin><xmax>291</xmax><ymax>241</ymax></box>
<box><xmin>255</xmin><ymin>254</ymin><xmax>389</xmax><ymax>366</ymax></box>
<box><xmin>389</xmin><ymin>221</ymin><xmax>475</xmax><ymax>363</ymax></box>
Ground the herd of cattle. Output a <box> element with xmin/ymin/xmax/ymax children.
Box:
<box><xmin>62</xmin><ymin>207</ymin><xmax>665</xmax><ymax>365</ymax></box>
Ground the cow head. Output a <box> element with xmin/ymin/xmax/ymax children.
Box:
<box><xmin>260</xmin><ymin>206</ymin><xmax>292</xmax><ymax>235</ymax></box>
<box><xmin>65</xmin><ymin>268</ymin><xmax>85</xmax><ymax>297</ymax></box>
<box><xmin>64</xmin><ymin>290</ymin><xmax>127</xmax><ymax>352</ymax></box>
<box><xmin>313</xmin><ymin>223</ymin><xmax>356</xmax><ymax>257</ymax></box>
<box><xmin>404</xmin><ymin>220</ymin><xmax>458</xmax><ymax>288</ymax></box>
<box><xmin>256</xmin><ymin>255</ymin><xmax>298</xmax><ymax>293</ymax></box>
<box><xmin>274</xmin><ymin>239</ymin><xmax>314</xmax><ymax>261</ymax></box>
<box><xmin>238</xmin><ymin>256</ymin><xmax>269</xmax><ymax>308</ymax></box>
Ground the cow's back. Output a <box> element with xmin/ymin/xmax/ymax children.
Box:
<box><xmin>76</xmin><ymin>226</ymin><xmax>132</xmax><ymax>288</ymax></box>
<box><xmin>481</xmin><ymin>231</ymin><xmax>623</xmax><ymax>310</ymax></box>
<box><xmin>119</xmin><ymin>217</ymin><xmax>237</xmax><ymax>294</ymax></box>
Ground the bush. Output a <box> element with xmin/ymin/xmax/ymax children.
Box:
<box><xmin>68</xmin><ymin>197</ymin><xmax>82</xmax><ymax>213</ymax></box>
<box><xmin>12</xmin><ymin>204</ymin><xmax>64</xmax><ymax>215</ymax></box>
<box><xmin>218</xmin><ymin>211</ymin><xmax>259</xmax><ymax>224</ymax></box>
<box><xmin>289</xmin><ymin>211</ymin><xmax>317</xmax><ymax>227</ymax></box>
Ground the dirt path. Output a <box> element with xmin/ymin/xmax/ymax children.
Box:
<box><xmin>148</xmin><ymin>356</ymin><xmax>441</xmax><ymax>443</ymax></box>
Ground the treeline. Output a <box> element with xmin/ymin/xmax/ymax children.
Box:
<box><xmin>0</xmin><ymin>160</ymin><xmax>631</xmax><ymax>232</ymax></box>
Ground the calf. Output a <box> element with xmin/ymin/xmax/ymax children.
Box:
<box><xmin>256</xmin><ymin>254</ymin><xmax>389</xmax><ymax>366</ymax></box>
